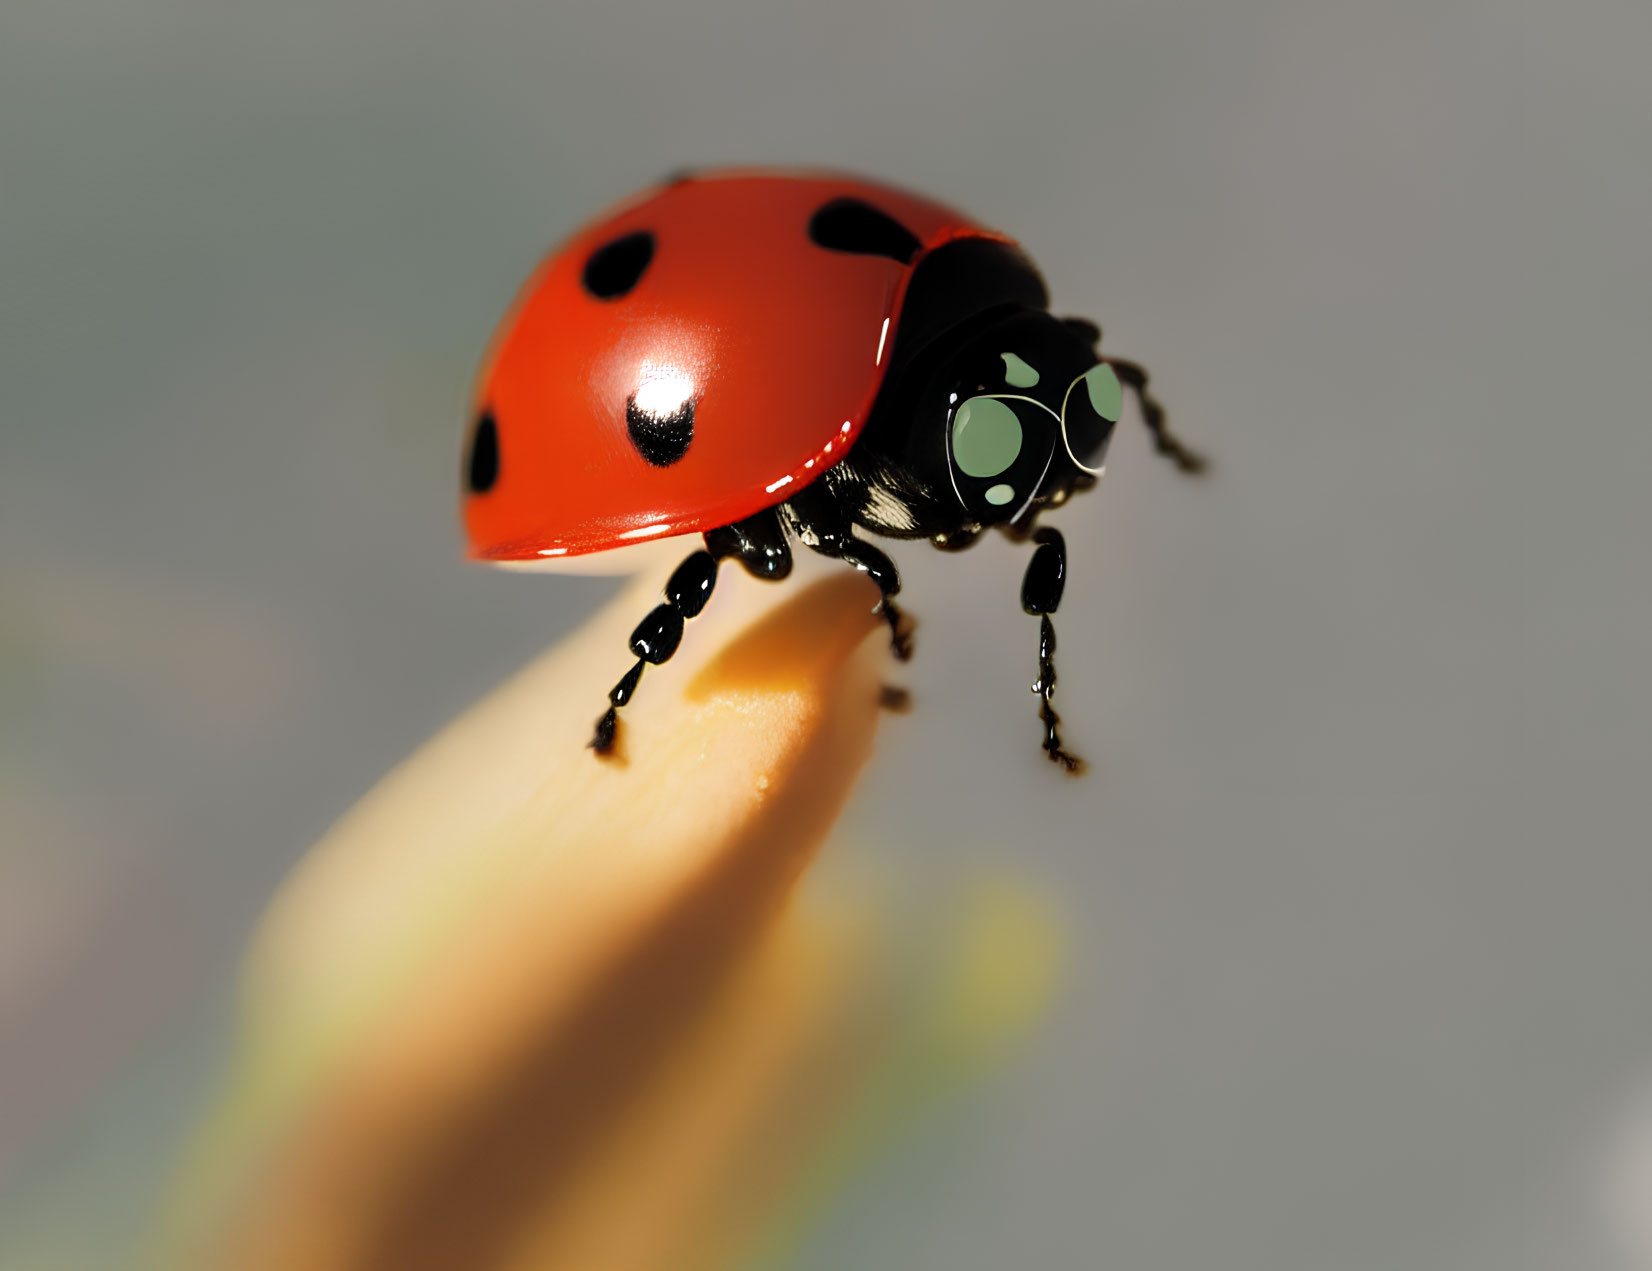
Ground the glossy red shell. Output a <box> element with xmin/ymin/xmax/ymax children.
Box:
<box><xmin>463</xmin><ymin>170</ymin><xmax>1008</xmax><ymax>560</ymax></box>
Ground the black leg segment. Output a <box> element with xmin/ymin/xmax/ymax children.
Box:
<box><xmin>704</xmin><ymin>509</ymin><xmax>793</xmax><ymax>582</ymax></box>
<box><xmin>585</xmin><ymin>551</ymin><xmax>704</xmax><ymax>755</ymax></box>
<box><xmin>1021</xmin><ymin>526</ymin><xmax>1085</xmax><ymax>774</ymax></box>
<box><xmin>590</xmin><ymin>511</ymin><xmax>794</xmax><ymax>757</ymax></box>
<box><xmin>786</xmin><ymin>484</ymin><xmax>913</xmax><ymax>661</ymax></box>
<box><xmin>591</xmin><ymin>550</ymin><xmax>709</xmax><ymax>755</ymax></box>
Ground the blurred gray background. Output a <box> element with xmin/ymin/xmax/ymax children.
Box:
<box><xmin>2</xmin><ymin>0</ymin><xmax>1649</xmax><ymax>1267</ymax></box>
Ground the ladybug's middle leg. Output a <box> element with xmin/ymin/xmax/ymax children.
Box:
<box><xmin>1020</xmin><ymin>526</ymin><xmax>1085</xmax><ymax>775</ymax></box>
<box><xmin>784</xmin><ymin>485</ymin><xmax>914</xmax><ymax>662</ymax></box>
<box><xmin>590</xmin><ymin>510</ymin><xmax>793</xmax><ymax>756</ymax></box>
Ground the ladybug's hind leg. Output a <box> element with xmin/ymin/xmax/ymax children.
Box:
<box><xmin>591</xmin><ymin>549</ymin><xmax>716</xmax><ymax>756</ymax></box>
<box><xmin>1020</xmin><ymin>527</ymin><xmax>1086</xmax><ymax>775</ymax></box>
<box><xmin>590</xmin><ymin>511</ymin><xmax>793</xmax><ymax>757</ymax></box>
<box><xmin>784</xmin><ymin>484</ymin><xmax>914</xmax><ymax>662</ymax></box>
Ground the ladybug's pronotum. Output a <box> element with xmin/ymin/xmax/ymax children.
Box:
<box><xmin>463</xmin><ymin>169</ymin><xmax>1203</xmax><ymax>771</ymax></box>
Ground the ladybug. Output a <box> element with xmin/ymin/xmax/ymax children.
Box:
<box><xmin>463</xmin><ymin>168</ymin><xmax>1203</xmax><ymax>771</ymax></box>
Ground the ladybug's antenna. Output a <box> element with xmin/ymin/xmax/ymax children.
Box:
<box><xmin>1105</xmin><ymin>356</ymin><xmax>1209</xmax><ymax>475</ymax></box>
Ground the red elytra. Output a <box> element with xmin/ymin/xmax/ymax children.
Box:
<box><xmin>462</xmin><ymin>171</ymin><xmax>1011</xmax><ymax>561</ymax></box>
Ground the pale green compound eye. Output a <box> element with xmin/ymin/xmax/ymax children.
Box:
<box><xmin>1000</xmin><ymin>352</ymin><xmax>1040</xmax><ymax>387</ymax></box>
<box><xmin>1083</xmin><ymin>362</ymin><xmax>1123</xmax><ymax>422</ymax></box>
<box><xmin>985</xmin><ymin>483</ymin><xmax>1016</xmax><ymax>505</ymax></box>
<box><xmin>951</xmin><ymin>396</ymin><xmax>1024</xmax><ymax>478</ymax></box>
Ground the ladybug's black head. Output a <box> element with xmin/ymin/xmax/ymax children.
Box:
<box><xmin>936</xmin><ymin>308</ymin><xmax>1118</xmax><ymax>521</ymax></box>
<box><xmin>840</xmin><ymin>238</ymin><xmax>1126</xmax><ymax>538</ymax></box>
<box><xmin>876</xmin><ymin>305</ymin><xmax>1117</xmax><ymax>526</ymax></box>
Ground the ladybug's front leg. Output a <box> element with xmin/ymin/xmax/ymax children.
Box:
<box><xmin>1021</xmin><ymin>526</ymin><xmax>1085</xmax><ymax>775</ymax></box>
<box><xmin>591</xmin><ymin>510</ymin><xmax>793</xmax><ymax>757</ymax></box>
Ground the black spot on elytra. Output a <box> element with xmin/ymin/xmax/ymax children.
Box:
<box><xmin>807</xmin><ymin>197</ymin><xmax>921</xmax><ymax>263</ymax></box>
<box><xmin>582</xmin><ymin>231</ymin><xmax>655</xmax><ymax>299</ymax></box>
<box><xmin>466</xmin><ymin>409</ymin><xmax>499</xmax><ymax>493</ymax></box>
<box><xmin>626</xmin><ymin>392</ymin><xmax>694</xmax><ymax>466</ymax></box>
